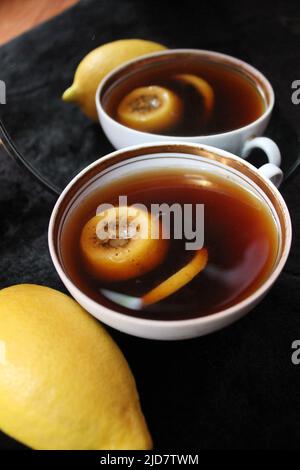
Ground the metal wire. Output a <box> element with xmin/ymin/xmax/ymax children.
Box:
<box><xmin>0</xmin><ymin>118</ymin><xmax>60</xmax><ymax>196</ymax></box>
<box><xmin>1</xmin><ymin>117</ymin><xmax>299</xmax><ymax>196</ymax></box>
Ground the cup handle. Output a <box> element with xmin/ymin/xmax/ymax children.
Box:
<box><xmin>241</xmin><ymin>136</ymin><xmax>283</xmax><ymax>188</ymax></box>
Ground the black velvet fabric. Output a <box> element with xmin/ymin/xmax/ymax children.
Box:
<box><xmin>0</xmin><ymin>0</ymin><xmax>300</xmax><ymax>450</ymax></box>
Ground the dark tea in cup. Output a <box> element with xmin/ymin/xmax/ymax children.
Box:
<box><xmin>102</xmin><ymin>54</ymin><xmax>265</xmax><ymax>137</ymax></box>
<box><xmin>59</xmin><ymin>167</ymin><xmax>278</xmax><ymax>321</ymax></box>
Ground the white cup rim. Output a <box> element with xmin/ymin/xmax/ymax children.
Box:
<box><xmin>96</xmin><ymin>48</ymin><xmax>275</xmax><ymax>140</ymax></box>
<box><xmin>48</xmin><ymin>142</ymin><xmax>291</xmax><ymax>331</ymax></box>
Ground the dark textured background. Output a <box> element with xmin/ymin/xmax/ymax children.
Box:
<box><xmin>0</xmin><ymin>0</ymin><xmax>300</xmax><ymax>450</ymax></box>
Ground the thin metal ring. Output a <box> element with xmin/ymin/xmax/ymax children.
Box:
<box><xmin>0</xmin><ymin>118</ymin><xmax>60</xmax><ymax>196</ymax></box>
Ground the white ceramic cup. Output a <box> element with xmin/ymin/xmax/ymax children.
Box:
<box><xmin>48</xmin><ymin>142</ymin><xmax>291</xmax><ymax>340</ymax></box>
<box><xmin>96</xmin><ymin>49</ymin><xmax>281</xmax><ymax>166</ymax></box>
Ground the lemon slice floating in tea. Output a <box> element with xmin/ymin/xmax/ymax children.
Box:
<box><xmin>173</xmin><ymin>73</ymin><xmax>215</xmax><ymax>121</ymax></box>
<box><xmin>80</xmin><ymin>205</ymin><xmax>208</xmax><ymax>308</ymax></box>
<box><xmin>116</xmin><ymin>74</ymin><xmax>214</xmax><ymax>133</ymax></box>
<box><xmin>80</xmin><ymin>206</ymin><xmax>169</xmax><ymax>281</ymax></box>
<box><xmin>117</xmin><ymin>85</ymin><xmax>183</xmax><ymax>133</ymax></box>
<box><xmin>101</xmin><ymin>247</ymin><xmax>208</xmax><ymax>310</ymax></box>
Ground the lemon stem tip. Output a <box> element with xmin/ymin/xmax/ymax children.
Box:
<box><xmin>62</xmin><ymin>85</ymin><xmax>76</xmax><ymax>102</ymax></box>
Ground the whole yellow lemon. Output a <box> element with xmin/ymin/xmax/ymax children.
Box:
<box><xmin>0</xmin><ymin>284</ymin><xmax>152</xmax><ymax>450</ymax></box>
<box><xmin>62</xmin><ymin>38</ymin><xmax>167</xmax><ymax>120</ymax></box>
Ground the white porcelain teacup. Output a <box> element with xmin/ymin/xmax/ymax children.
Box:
<box><xmin>96</xmin><ymin>49</ymin><xmax>281</xmax><ymax>166</ymax></box>
<box><xmin>48</xmin><ymin>142</ymin><xmax>291</xmax><ymax>340</ymax></box>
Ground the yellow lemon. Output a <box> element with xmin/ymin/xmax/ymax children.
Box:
<box><xmin>117</xmin><ymin>86</ymin><xmax>183</xmax><ymax>133</ymax></box>
<box><xmin>80</xmin><ymin>206</ymin><xmax>169</xmax><ymax>282</ymax></box>
<box><xmin>0</xmin><ymin>284</ymin><xmax>152</xmax><ymax>450</ymax></box>
<box><xmin>62</xmin><ymin>39</ymin><xmax>167</xmax><ymax>120</ymax></box>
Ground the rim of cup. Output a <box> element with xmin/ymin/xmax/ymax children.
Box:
<box><xmin>96</xmin><ymin>48</ymin><xmax>275</xmax><ymax>140</ymax></box>
<box><xmin>48</xmin><ymin>142</ymin><xmax>291</xmax><ymax>330</ymax></box>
